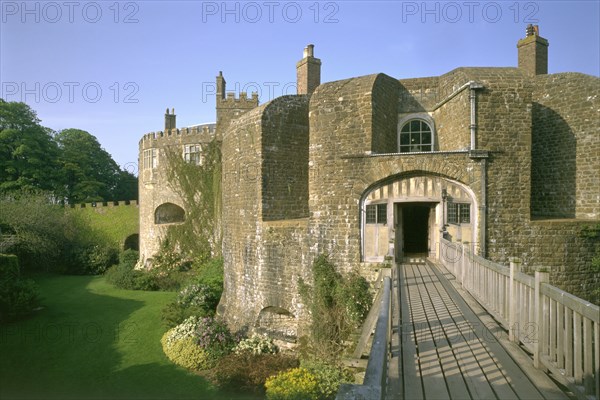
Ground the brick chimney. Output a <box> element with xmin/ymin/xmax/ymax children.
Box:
<box><xmin>164</xmin><ymin>108</ymin><xmax>176</xmax><ymax>130</ymax></box>
<box><xmin>296</xmin><ymin>44</ymin><xmax>321</xmax><ymax>95</ymax></box>
<box><xmin>517</xmin><ymin>24</ymin><xmax>549</xmax><ymax>76</ymax></box>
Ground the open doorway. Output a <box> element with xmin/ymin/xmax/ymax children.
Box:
<box><xmin>395</xmin><ymin>202</ymin><xmax>436</xmax><ymax>259</ymax></box>
<box><xmin>403</xmin><ymin>205</ymin><xmax>429</xmax><ymax>253</ymax></box>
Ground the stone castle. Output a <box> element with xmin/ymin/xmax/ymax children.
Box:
<box><xmin>139</xmin><ymin>26</ymin><xmax>599</xmax><ymax>339</ymax></box>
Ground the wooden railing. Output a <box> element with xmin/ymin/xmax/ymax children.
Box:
<box><xmin>439</xmin><ymin>239</ymin><xmax>599</xmax><ymax>400</ymax></box>
<box><xmin>337</xmin><ymin>272</ymin><xmax>392</xmax><ymax>400</ymax></box>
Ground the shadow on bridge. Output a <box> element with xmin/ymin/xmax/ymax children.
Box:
<box><xmin>386</xmin><ymin>259</ymin><xmax>570</xmax><ymax>400</ymax></box>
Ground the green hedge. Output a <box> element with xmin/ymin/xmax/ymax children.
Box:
<box><xmin>0</xmin><ymin>254</ymin><xmax>40</xmax><ymax>323</ymax></box>
<box><xmin>0</xmin><ymin>254</ymin><xmax>19</xmax><ymax>281</ymax></box>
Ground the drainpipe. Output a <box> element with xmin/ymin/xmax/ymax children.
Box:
<box><xmin>469</xmin><ymin>81</ymin><xmax>484</xmax><ymax>150</ymax></box>
<box><xmin>468</xmin><ymin>81</ymin><xmax>486</xmax><ymax>257</ymax></box>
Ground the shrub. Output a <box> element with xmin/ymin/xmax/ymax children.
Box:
<box><xmin>0</xmin><ymin>254</ymin><xmax>19</xmax><ymax>281</ymax></box>
<box><xmin>299</xmin><ymin>254</ymin><xmax>372</xmax><ymax>361</ymax></box>
<box><xmin>161</xmin><ymin>258</ymin><xmax>224</xmax><ymax>328</ymax></box>
<box><xmin>192</xmin><ymin>257</ymin><xmax>224</xmax><ymax>289</ymax></box>
<box><xmin>105</xmin><ymin>250</ymin><xmax>143</xmax><ymax>290</ymax></box>
<box><xmin>160</xmin><ymin>335</ymin><xmax>212</xmax><ymax>371</ymax></box>
<box><xmin>300</xmin><ymin>359</ymin><xmax>354</xmax><ymax>399</ymax></box>
<box><xmin>0</xmin><ymin>190</ymin><xmax>119</xmax><ymax>274</ymax></box>
<box><xmin>195</xmin><ymin>316</ymin><xmax>238</xmax><ymax>359</ymax></box>
<box><xmin>161</xmin><ymin>282</ymin><xmax>220</xmax><ymax>328</ymax></box>
<box><xmin>161</xmin><ymin>316</ymin><xmax>215</xmax><ymax>370</ymax></box>
<box><xmin>0</xmin><ymin>254</ymin><xmax>40</xmax><ymax>323</ymax></box>
<box><xmin>210</xmin><ymin>353</ymin><xmax>299</xmax><ymax>394</ymax></box>
<box><xmin>234</xmin><ymin>333</ymin><xmax>279</xmax><ymax>356</ymax></box>
<box><xmin>265</xmin><ymin>368</ymin><xmax>320</xmax><ymax>400</ymax></box>
<box><xmin>338</xmin><ymin>270</ymin><xmax>372</xmax><ymax>327</ymax></box>
<box><xmin>73</xmin><ymin>243</ymin><xmax>119</xmax><ymax>275</ymax></box>
<box><xmin>163</xmin><ymin>316</ymin><xmax>201</xmax><ymax>346</ymax></box>
<box><xmin>152</xmin><ymin>241</ymin><xmax>191</xmax><ymax>274</ymax></box>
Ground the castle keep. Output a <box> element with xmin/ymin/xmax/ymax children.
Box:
<box><xmin>139</xmin><ymin>27</ymin><xmax>599</xmax><ymax>339</ymax></box>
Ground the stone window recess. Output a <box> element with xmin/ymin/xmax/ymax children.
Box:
<box><xmin>154</xmin><ymin>203</ymin><xmax>185</xmax><ymax>224</ymax></box>
<box><xmin>143</xmin><ymin>148</ymin><xmax>158</xmax><ymax>169</ymax></box>
<box><xmin>366</xmin><ymin>204</ymin><xmax>387</xmax><ymax>224</ymax></box>
<box><xmin>447</xmin><ymin>202</ymin><xmax>470</xmax><ymax>224</ymax></box>
<box><xmin>399</xmin><ymin>119</ymin><xmax>433</xmax><ymax>153</ymax></box>
<box><xmin>184</xmin><ymin>144</ymin><xmax>202</xmax><ymax>165</ymax></box>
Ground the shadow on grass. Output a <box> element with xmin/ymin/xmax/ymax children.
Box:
<box><xmin>0</xmin><ymin>275</ymin><xmax>260</xmax><ymax>400</ymax></box>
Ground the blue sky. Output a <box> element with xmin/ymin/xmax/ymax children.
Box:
<box><xmin>1</xmin><ymin>1</ymin><xmax>599</xmax><ymax>172</ymax></box>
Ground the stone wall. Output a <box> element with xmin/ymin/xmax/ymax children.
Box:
<box><xmin>531</xmin><ymin>73</ymin><xmax>600</xmax><ymax>220</ymax></box>
<box><xmin>220</xmin><ymin>98</ymin><xmax>312</xmax><ymax>333</ymax></box>
<box><xmin>262</xmin><ymin>96</ymin><xmax>310</xmax><ymax>220</ymax></box>
<box><xmin>138</xmin><ymin>125</ymin><xmax>216</xmax><ymax>264</ymax></box>
<box><xmin>371</xmin><ymin>74</ymin><xmax>400</xmax><ymax>154</ymax></box>
<box><xmin>521</xmin><ymin>220</ymin><xmax>599</xmax><ymax>303</ymax></box>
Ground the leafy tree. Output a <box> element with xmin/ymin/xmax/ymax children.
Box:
<box><xmin>55</xmin><ymin>128</ymin><xmax>123</xmax><ymax>203</ymax></box>
<box><xmin>113</xmin><ymin>170</ymin><xmax>138</xmax><ymax>201</ymax></box>
<box><xmin>0</xmin><ymin>99</ymin><xmax>60</xmax><ymax>192</ymax></box>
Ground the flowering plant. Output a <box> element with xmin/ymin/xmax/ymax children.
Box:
<box><xmin>234</xmin><ymin>333</ymin><xmax>279</xmax><ymax>355</ymax></box>
<box><xmin>195</xmin><ymin>316</ymin><xmax>238</xmax><ymax>358</ymax></box>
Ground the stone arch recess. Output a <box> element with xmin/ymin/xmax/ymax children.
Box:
<box><xmin>154</xmin><ymin>202</ymin><xmax>185</xmax><ymax>224</ymax></box>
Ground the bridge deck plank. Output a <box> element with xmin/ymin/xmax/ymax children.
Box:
<box><xmin>406</xmin><ymin>264</ymin><xmax>451</xmax><ymax>399</ymax></box>
<box><xmin>409</xmin><ymin>263</ymin><xmax>472</xmax><ymax>400</ymax></box>
<box><xmin>390</xmin><ymin>260</ymin><xmax>561</xmax><ymax>400</ymax></box>
<box><xmin>398</xmin><ymin>263</ymin><xmax>424</xmax><ymax>400</ymax></box>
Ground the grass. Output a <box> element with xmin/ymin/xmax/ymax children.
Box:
<box><xmin>0</xmin><ymin>274</ymin><xmax>259</xmax><ymax>400</ymax></box>
<box><xmin>71</xmin><ymin>204</ymin><xmax>139</xmax><ymax>246</ymax></box>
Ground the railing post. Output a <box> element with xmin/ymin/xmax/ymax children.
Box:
<box><xmin>459</xmin><ymin>243</ymin><xmax>465</xmax><ymax>286</ymax></box>
<box><xmin>534</xmin><ymin>270</ymin><xmax>549</xmax><ymax>369</ymax></box>
<box><xmin>509</xmin><ymin>257</ymin><xmax>521</xmax><ymax>342</ymax></box>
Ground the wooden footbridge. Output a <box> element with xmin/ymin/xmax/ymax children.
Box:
<box><xmin>338</xmin><ymin>241</ymin><xmax>599</xmax><ymax>400</ymax></box>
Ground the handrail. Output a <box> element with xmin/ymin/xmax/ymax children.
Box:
<box><xmin>438</xmin><ymin>238</ymin><xmax>599</xmax><ymax>400</ymax></box>
<box><xmin>336</xmin><ymin>276</ymin><xmax>392</xmax><ymax>400</ymax></box>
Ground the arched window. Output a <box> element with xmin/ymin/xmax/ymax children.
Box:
<box><xmin>154</xmin><ymin>203</ymin><xmax>185</xmax><ymax>224</ymax></box>
<box><xmin>398</xmin><ymin>119</ymin><xmax>433</xmax><ymax>153</ymax></box>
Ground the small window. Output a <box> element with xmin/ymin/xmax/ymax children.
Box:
<box><xmin>184</xmin><ymin>144</ymin><xmax>202</xmax><ymax>165</ymax></box>
<box><xmin>399</xmin><ymin>119</ymin><xmax>433</xmax><ymax>153</ymax></box>
<box><xmin>447</xmin><ymin>202</ymin><xmax>470</xmax><ymax>224</ymax></box>
<box><xmin>143</xmin><ymin>149</ymin><xmax>158</xmax><ymax>169</ymax></box>
<box><xmin>366</xmin><ymin>204</ymin><xmax>387</xmax><ymax>224</ymax></box>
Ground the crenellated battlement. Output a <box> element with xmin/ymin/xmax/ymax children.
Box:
<box><xmin>219</xmin><ymin>91</ymin><xmax>260</xmax><ymax>107</ymax></box>
<box><xmin>140</xmin><ymin>123</ymin><xmax>217</xmax><ymax>146</ymax></box>
<box><xmin>68</xmin><ymin>200</ymin><xmax>139</xmax><ymax>209</ymax></box>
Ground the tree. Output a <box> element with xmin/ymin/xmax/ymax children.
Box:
<box><xmin>113</xmin><ymin>170</ymin><xmax>138</xmax><ymax>201</ymax></box>
<box><xmin>0</xmin><ymin>99</ymin><xmax>60</xmax><ymax>192</ymax></box>
<box><xmin>0</xmin><ymin>100</ymin><xmax>137</xmax><ymax>203</ymax></box>
<box><xmin>55</xmin><ymin>128</ymin><xmax>122</xmax><ymax>203</ymax></box>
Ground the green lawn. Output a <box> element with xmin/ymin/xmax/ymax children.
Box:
<box><xmin>0</xmin><ymin>275</ymin><xmax>257</xmax><ymax>400</ymax></box>
<box><xmin>71</xmin><ymin>204</ymin><xmax>139</xmax><ymax>246</ymax></box>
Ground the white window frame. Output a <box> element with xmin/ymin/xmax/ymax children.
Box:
<box><xmin>397</xmin><ymin>113</ymin><xmax>436</xmax><ymax>153</ymax></box>
<box><xmin>143</xmin><ymin>148</ymin><xmax>158</xmax><ymax>169</ymax></box>
<box><xmin>183</xmin><ymin>144</ymin><xmax>202</xmax><ymax>165</ymax></box>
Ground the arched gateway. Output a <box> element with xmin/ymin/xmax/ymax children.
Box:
<box><xmin>361</xmin><ymin>174</ymin><xmax>478</xmax><ymax>263</ymax></box>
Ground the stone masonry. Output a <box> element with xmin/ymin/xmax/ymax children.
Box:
<box><xmin>139</xmin><ymin>27</ymin><xmax>600</xmax><ymax>338</ymax></box>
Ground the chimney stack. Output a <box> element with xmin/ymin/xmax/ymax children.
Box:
<box><xmin>517</xmin><ymin>24</ymin><xmax>549</xmax><ymax>76</ymax></box>
<box><xmin>164</xmin><ymin>108</ymin><xmax>176</xmax><ymax>131</ymax></box>
<box><xmin>296</xmin><ymin>44</ymin><xmax>321</xmax><ymax>95</ymax></box>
